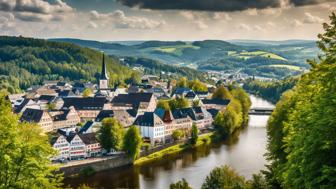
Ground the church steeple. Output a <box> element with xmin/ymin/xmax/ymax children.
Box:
<box><xmin>99</xmin><ymin>53</ymin><xmax>109</xmax><ymax>90</ymax></box>
<box><xmin>100</xmin><ymin>54</ymin><xmax>109</xmax><ymax>80</ymax></box>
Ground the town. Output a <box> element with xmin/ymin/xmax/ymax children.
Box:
<box><xmin>8</xmin><ymin>54</ymin><xmax>232</xmax><ymax>163</ymax></box>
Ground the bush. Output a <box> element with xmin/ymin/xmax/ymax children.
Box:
<box><xmin>79</xmin><ymin>166</ymin><xmax>96</xmax><ymax>177</ymax></box>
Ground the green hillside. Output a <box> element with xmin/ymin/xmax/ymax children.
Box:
<box><xmin>0</xmin><ymin>36</ymin><xmax>135</xmax><ymax>93</ymax></box>
<box><xmin>50</xmin><ymin>38</ymin><xmax>320</xmax><ymax>79</ymax></box>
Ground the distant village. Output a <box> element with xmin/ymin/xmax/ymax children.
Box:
<box><xmin>8</xmin><ymin>55</ymin><xmax>232</xmax><ymax>162</ymax></box>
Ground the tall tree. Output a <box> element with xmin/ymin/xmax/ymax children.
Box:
<box><xmin>98</xmin><ymin>118</ymin><xmax>125</xmax><ymax>152</ymax></box>
<box><xmin>231</xmin><ymin>87</ymin><xmax>251</xmax><ymax>125</ymax></box>
<box><xmin>190</xmin><ymin>124</ymin><xmax>199</xmax><ymax>145</ymax></box>
<box><xmin>0</xmin><ymin>91</ymin><xmax>62</xmax><ymax>188</ymax></box>
<box><xmin>123</xmin><ymin>125</ymin><xmax>143</xmax><ymax>160</ymax></box>
<box><xmin>212</xmin><ymin>86</ymin><xmax>232</xmax><ymax>100</ymax></box>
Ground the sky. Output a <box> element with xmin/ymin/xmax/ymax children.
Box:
<box><xmin>0</xmin><ymin>0</ymin><xmax>335</xmax><ymax>41</ymax></box>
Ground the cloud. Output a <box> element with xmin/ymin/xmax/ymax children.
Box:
<box><xmin>89</xmin><ymin>10</ymin><xmax>165</xmax><ymax>29</ymax></box>
<box><xmin>195</xmin><ymin>21</ymin><xmax>208</xmax><ymax>29</ymax></box>
<box><xmin>290</xmin><ymin>19</ymin><xmax>303</xmax><ymax>27</ymax></box>
<box><xmin>303</xmin><ymin>12</ymin><xmax>323</xmax><ymax>23</ymax></box>
<box><xmin>117</xmin><ymin>0</ymin><xmax>334</xmax><ymax>12</ymax></box>
<box><xmin>0</xmin><ymin>0</ymin><xmax>73</xmax><ymax>22</ymax></box>
<box><xmin>236</xmin><ymin>23</ymin><xmax>251</xmax><ymax>31</ymax></box>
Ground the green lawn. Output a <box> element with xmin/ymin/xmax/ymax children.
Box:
<box><xmin>269</xmin><ymin>64</ymin><xmax>301</xmax><ymax>71</ymax></box>
<box><xmin>150</xmin><ymin>45</ymin><xmax>200</xmax><ymax>56</ymax></box>
<box><xmin>230</xmin><ymin>50</ymin><xmax>287</xmax><ymax>61</ymax></box>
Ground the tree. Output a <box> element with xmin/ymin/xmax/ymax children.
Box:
<box><xmin>265</xmin><ymin>12</ymin><xmax>336</xmax><ymax>188</ymax></box>
<box><xmin>190</xmin><ymin>124</ymin><xmax>198</xmax><ymax>145</ymax></box>
<box><xmin>172</xmin><ymin>129</ymin><xmax>184</xmax><ymax>141</ymax></box>
<box><xmin>157</xmin><ymin>99</ymin><xmax>170</xmax><ymax>110</ymax></box>
<box><xmin>98</xmin><ymin>118</ymin><xmax>125</xmax><ymax>152</ymax></box>
<box><xmin>246</xmin><ymin>174</ymin><xmax>268</xmax><ymax>189</ymax></box>
<box><xmin>188</xmin><ymin>79</ymin><xmax>208</xmax><ymax>92</ymax></box>
<box><xmin>0</xmin><ymin>91</ymin><xmax>62</xmax><ymax>188</ymax></box>
<box><xmin>201</xmin><ymin>165</ymin><xmax>247</xmax><ymax>189</ymax></box>
<box><xmin>177</xmin><ymin>77</ymin><xmax>188</xmax><ymax>88</ymax></box>
<box><xmin>170</xmin><ymin>178</ymin><xmax>192</xmax><ymax>189</ymax></box>
<box><xmin>231</xmin><ymin>87</ymin><xmax>251</xmax><ymax>125</ymax></box>
<box><xmin>82</xmin><ymin>88</ymin><xmax>92</xmax><ymax>97</ymax></box>
<box><xmin>214</xmin><ymin>99</ymin><xmax>243</xmax><ymax>138</ymax></box>
<box><xmin>123</xmin><ymin>125</ymin><xmax>143</xmax><ymax>160</ymax></box>
<box><xmin>212</xmin><ymin>86</ymin><xmax>232</xmax><ymax>100</ymax></box>
<box><xmin>169</xmin><ymin>97</ymin><xmax>190</xmax><ymax>110</ymax></box>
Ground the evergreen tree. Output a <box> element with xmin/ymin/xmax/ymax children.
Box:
<box><xmin>170</xmin><ymin>178</ymin><xmax>192</xmax><ymax>189</ymax></box>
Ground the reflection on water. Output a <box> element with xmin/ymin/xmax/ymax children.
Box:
<box><xmin>65</xmin><ymin>95</ymin><xmax>273</xmax><ymax>189</ymax></box>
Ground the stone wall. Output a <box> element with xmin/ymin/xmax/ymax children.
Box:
<box><xmin>60</xmin><ymin>155</ymin><xmax>133</xmax><ymax>177</ymax></box>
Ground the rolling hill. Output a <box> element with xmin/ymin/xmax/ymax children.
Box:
<box><xmin>50</xmin><ymin>38</ymin><xmax>320</xmax><ymax>79</ymax></box>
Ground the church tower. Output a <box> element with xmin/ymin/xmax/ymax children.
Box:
<box><xmin>99</xmin><ymin>54</ymin><xmax>109</xmax><ymax>90</ymax></box>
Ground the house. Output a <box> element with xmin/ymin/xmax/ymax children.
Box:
<box><xmin>202</xmin><ymin>99</ymin><xmax>230</xmax><ymax>110</ymax></box>
<box><xmin>51</xmin><ymin>134</ymin><xmax>70</xmax><ymax>160</ymax></box>
<box><xmin>49</xmin><ymin>107</ymin><xmax>80</xmax><ymax>129</ymax></box>
<box><xmin>80</xmin><ymin>133</ymin><xmax>101</xmax><ymax>157</ymax></box>
<box><xmin>111</xmin><ymin>93</ymin><xmax>156</xmax><ymax>114</ymax></box>
<box><xmin>20</xmin><ymin>108</ymin><xmax>53</xmax><ymax>132</ymax></box>
<box><xmin>171</xmin><ymin>109</ymin><xmax>193</xmax><ymax>131</ymax></box>
<box><xmin>13</xmin><ymin>98</ymin><xmax>39</xmax><ymax>113</ymax></box>
<box><xmin>195</xmin><ymin>91</ymin><xmax>209</xmax><ymax>99</ymax></box>
<box><xmin>67</xmin><ymin>133</ymin><xmax>86</xmax><ymax>160</ymax></box>
<box><xmin>58</xmin><ymin>89</ymin><xmax>77</xmax><ymax>98</ymax></box>
<box><xmin>79</xmin><ymin>120</ymin><xmax>100</xmax><ymax>134</ymax></box>
<box><xmin>171</xmin><ymin>87</ymin><xmax>192</xmax><ymax>98</ymax></box>
<box><xmin>184</xmin><ymin>91</ymin><xmax>199</xmax><ymax>103</ymax></box>
<box><xmin>155</xmin><ymin>108</ymin><xmax>175</xmax><ymax>141</ymax></box>
<box><xmin>134</xmin><ymin>112</ymin><xmax>165</xmax><ymax>145</ymax></box>
<box><xmin>62</xmin><ymin>97</ymin><xmax>108</xmax><ymax>120</ymax></box>
<box><xmin>176</xmin><ymin>107</ymin><xmax>213</xmax><ymax>130</ymax></box>
<box><xmin>95</xmin><ymin>109</ymin><xmax>137</xmax><ymax>128</ymax></box>
<box><xmin>147</xmin><ymin>87</ymin><xmax>166</xmax><ymax>98</ymax></box>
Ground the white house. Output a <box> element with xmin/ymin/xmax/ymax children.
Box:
<box><xmin>134</xmin><ymin>112</ymin><xmax>165</xmax><ymax>146</ymax></box>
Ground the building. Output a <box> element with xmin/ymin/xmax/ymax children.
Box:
<box><xmin>175</xmin><ymin>107</ymin><xmax>213</xmax><ymax>130</ymax></box>
<box><xmin>134</xmin><ymin>112</ymin><xmax>165</xmax><ymax>146</ymax></box>
<box><xmin>20</xmin><ymin>108</ymin><xmax>54</xmax><ymax>132</ymax></box>
<box><xmin>49</xmin><ymin>107</ymin><xmax>81</xmax><ymax>130</ymax></box>
<box><xmin>111</xmin><ymin>93</ymin><xmax>157</xmax><ymax>114</ymax></box>
<box><xmin>155</xmin><ymin>108</ymin><xmax>175</xmax><ymax>141</ymax></box>
<box><xmin>99</xmin><ymin>54</ymin><xmax>109</xmax><ymax>90</ymax></box>
<box><xmin>51</xmin><ymin>134</ymin><xmax>70</xmax><ymax>160</ymax></box>
<box><xmin>202</xmin><ymin>99</ymin><xmax>230</xmax><ymax>110</ymax></box>
<box><xmin>62</xmin><ymin>97</ymin><xmax>108</xmax><ymax>120</ymax></box>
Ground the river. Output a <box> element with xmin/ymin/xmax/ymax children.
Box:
<box><xmin>65</xmin><ymin>95</ymin><xmax>275</xmax><ymax>189</ymax></box>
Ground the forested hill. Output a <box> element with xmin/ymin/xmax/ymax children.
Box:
<box><xmin>0</xmin><ymin>36</ymin><xmax>135</xmax><ymax>93</ymax></box>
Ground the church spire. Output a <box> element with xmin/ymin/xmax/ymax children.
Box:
<box><xmin>100</xmin><ymin>53</ymin><xmax>109</xmax><ymax>80</ymax></box>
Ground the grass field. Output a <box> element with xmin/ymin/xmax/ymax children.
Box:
<box><xmin>149</xmin><ymin>44</ymin><xmax>200</xmax><ymax>56</ymax></box>
<box><xmin>229</xmin><ymin>50</ymin><xmax>287</xmax><ymax>61</ymax></box>
<box><xmin>269</xmin><ymin>64</ymin><xmax>301</xmax><ymax>71</ymax></box>
<box><xmin>134</xmin><ymin>133</ymin><xmax>213</xmax><ymax>165</ymax></box>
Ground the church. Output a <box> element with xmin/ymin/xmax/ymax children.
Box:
<box><xmin>99</xmin><ymin>54</ymin><xmax>109</xmax><ymax>90</ymax></box>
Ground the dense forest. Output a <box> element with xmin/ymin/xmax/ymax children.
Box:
<box><xmin>243</xmin><ymin>77</ymin><xmax>297</xmax><ymax>103</ymax></box>
<box><xmin>123</xmin><ymin>57</ymin><xmax>206</xmax><ymax>81</ymax></box>
<box><xmin>264</xmin><ymin>12</ymin><xmax>336</xmax><ymax>188</ymax></box>
<box><xmin>0</xmin><ymin>36</ymin><xmax>136</xmax><ymax>93</ymax></box>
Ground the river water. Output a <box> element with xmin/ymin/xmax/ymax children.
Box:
<box><xmin>65</xmin><ymin>95</ymin><xmax>275</xmax><ymax>189</ymax></box>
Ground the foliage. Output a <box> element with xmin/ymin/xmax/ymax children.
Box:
<box><xmin>212</xmin><ymin>86</ymin><xmax>232</xmax><ymax>100</ymax></box>
<box><xmin>0</xmin><ymin>91</ymin><xmax>63</xmax><ymax>188</ymax></box>
<box><xmin>82</xmin><ymin>88</ymin><xmax>93</xmax><ymax>97</ymax></box>
<box><xmin>170</xmin><ymin>178</ymin><xmax>193</xmax><ymax>189</ymax></box>
<box><xmin>0</xmin><ymin>36</ymin><xmax>136</xmax><ymax>93</ymax></box>
<box><xmin>172</xmin><ymin>129</ymin><xmax>184</xmax><ymax>141</ymax></box>
<box><xmin>123</xmin><ymin>125</ymin><xmax>143</xmax><ymax>160</ymax></box>
<box><xmin>265</xmin><ymin>12</ymin><xmax>336</xmax><ymax>188</ymax></box>
<box><xmin>157</xmin><ymin>99</ymin><xmax>171</xmax><ymax>110</ymax></box>
<box><xmin>190</xmin><ymin>124</ymin><xmax>199</xmax><ymax>145</ymax></box>
<box><xmin>201</xmin><ymin>165</ymin><xmax>247</xmax><ymax>189</ymax></box>
<box><xmin>246</xmin><ymin>174</ymin><xmax>269</xmax><ymax>189</ymax></box>
<box><xmin>243</xmin><ymin>77</ymin><xmax>297</xmax><ymax>103</ymax></box>
<box><xmin>188</xmin><ymin>79</ymin><xmax>208</xmax><ymax>92</ymax></box>
<box><xmin>169</xmin><ymin>97</ymin><xmax>190</xmax><ymax>110</ymax></box>
<box><xmin>98</xmin><ymin>118</ymin><xmax>125</xmax><ymax>152</ymax></box>
<box><xmin>192</xmin><ymin>99</ymin><xmax>200</xmax><ymax>107</ymax></box>
<box><xmin>231</xmin><ymin>87</ymin><xmax>251</xmax><ymax>125</ymax></box>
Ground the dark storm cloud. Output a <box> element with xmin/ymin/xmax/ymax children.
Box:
<box><xmin>117</xmin><ymin>0</ymin><xmax>333</xmax><ymax>11</ymax></box>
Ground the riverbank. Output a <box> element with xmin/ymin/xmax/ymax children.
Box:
<box><xmin>135</xmin><ymin>133</ymin><xmax>214</xmax><ymax>165</ymax></box>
